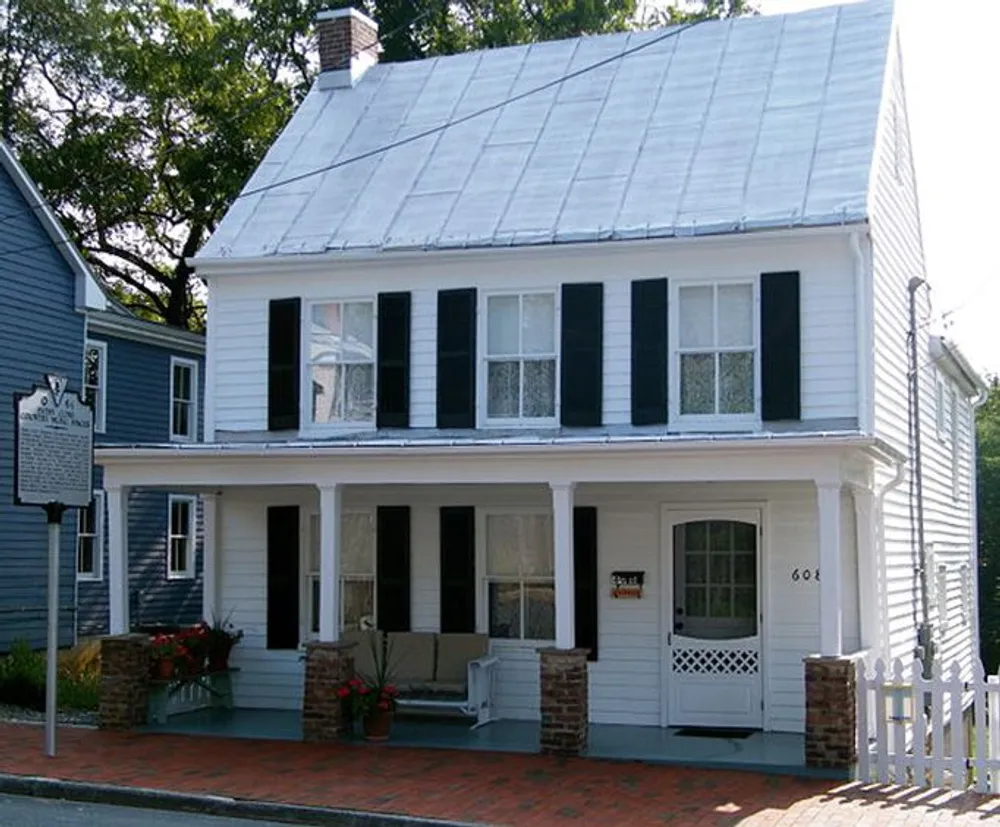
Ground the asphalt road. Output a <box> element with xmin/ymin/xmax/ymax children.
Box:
<box><xmin>0</xmin><ymin>794</ymin><xmax>301</xmax><ymax>826</ymax></box>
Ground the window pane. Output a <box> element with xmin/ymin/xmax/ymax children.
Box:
<box><xmin>342</xmin><ymin>512</ymin><xmax>375</xmax><ymax>575</ymax></box>
<box><xmin>487</xmin><ymin>361</ymin><xmax>520</xmax><ymax>418</ymax></box>
<box><xmin>173</xmin><ymin>400</ymin><xmax>189</xmax><ymax>436</ymax></box>
<box><xmin>311</xmin><ymin>303</ymin><xmax>343</xmax><ymax>360</ymax></box>
<box><xmin>733</xmin><ymin>552</ymin><xmax>755</xmax><ymax>585</ymax></box>
<box><xmin>343</xmin><ymin>579</ymin><xmax>374</xmax><ymax>632</ymax></box>
<box><xmin>709</xmin><ymin>586</ymin><xmax>732</xmax><ymax>617</ymax></box>
<box><xmin>78</xmin><ymin>538</ymin><xmax>94</xmax><ymax>575</ymax></box>
<box><xmin>718</xmin><ymin>284</ymin><xmax>753</xmax><ymax>347</ymax></box>
<box><xmin>343</xmin><ymin>363</ymin><xmax>375</xmax><ymax>421</ymax></box>
<box><xmin>311</xmin><ymin>364</ymin><xmax>341</xmax><ymax>423</ymax></box>
<box><xmin>311</xmin><ymin>577</ymin><xmax>320</xmax><ymax>634</ymax></box>
<box><xmin>488</xmin><ymin>581</ymin><xmax>520</xmax><ymax>638</ymax></box>
<box><xmin>486</xmin><ymin>515</ymin><xmax>520</xmax><ymax>576</ymax></box>
<box><xmin>309</xmin><ymin>515</ymin><xmax>320</xmax><ymax>572</ymax></box>
<box><xmin>683</xmin><ymin>522</ymin><xmax>708</xmax><ymax>552</ymax></box>
<box><xmin>709</xmin><ymin>521</ymin><xmax>732</xmax><ymax>552</ymax></box>
<box><xmin>719</xmin><ymin>352</ymin><xmax>754</xmax><ymax>414</ymax></box>
<box><xmin>487</xmin><ymin>295</ymin><xmax>519</xmax><ymax>356</ymax></box>
<box><xmin>733</xmin><ymin>522</ymin><xmax>756</xmax><ymax>552</ymax></box>
<box><xmin>522</xmin><ymin>293</ymin><xmax>555</xmax><ymax>354</ymax></box>
<box><xmin>85</xmin><ymin>347</ymin><xmax>101</xmax><ymax>388</ymax></box>
<box><xmin>343</xmin><ymin>302</ymin><xmax>374</xmax><ymax>358</ymax></box>
<box><xmin>523</xmin><ymin>359</ymin><xmax>555</xmax><ymax>418</ymax></box>
<box><xmin>79</xmin><ymin>501</ymin><xmax>95</xmax><ymax>535</ymax></box>
<box><xmin>685</xmin><ymin>586</ymin><xmax>707</xmax><ymax>618</ymax></box>
<box><xmin>171</xmin><ymin>538</ymin><xmax>187</xmax><ymax>573</ymax></box>
<box><xmin>685</xmin><ymin>552</ymin><xmax>706</xmax><ymax>585</ymax></box>
<box><xmin>174</xmin><ymin>364</ymin><xmax>191</xmax><ymax>400</ymax></box>
<box><xmin>171</xmin><ymin>501</ymin><xmax>189</xmax><ymax>535</ymax></box>
<box><xmin>520</xmin><ymin>515</ymin><xmax>553</xmax><ymax>577</ymax></box>
<box><xmin>524</xmin><ymin>582</ymin><xmax>555</xmax><ymax>639</ymax></box>
<box><xmin>679</xmin><ymin>286</ymin><xmax>713</xmax><ymax>348</ymax></box>
<box><xmin>733</xmin><ymin>586</ymin><xmax>756</xmax><ymax>621</ymax></box>
<box><xmin>680</xmin><ymin>353</ymin><xmax>715</xmax><ymax>415</ymax></box>
<box><xmin>709</xmin><ymin>554</ymin><xmax>731</xmax><ymax>584</ymax></box>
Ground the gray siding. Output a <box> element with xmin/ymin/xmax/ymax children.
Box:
<box><xmin>0</xmin><ymin>163</ymin><xmax>84</xmax><ymax>652</ymax></box>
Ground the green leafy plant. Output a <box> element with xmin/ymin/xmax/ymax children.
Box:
<box><xmin>0</xmin><ymin>641</ymin><xmax>45</xmax><ymax>711</ymax></box>
<box><xmin>338</xmin><ymin>634</ymin><xmax>399</xmax><ymax>719</ymax></box>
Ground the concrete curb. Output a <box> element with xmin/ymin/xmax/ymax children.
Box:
<box><xmin>0</xmin><ymin>773</ymin><xmax>480</xmax><ymax>826</ymax></box>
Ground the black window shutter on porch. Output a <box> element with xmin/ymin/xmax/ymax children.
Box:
<box><xmin>376</xmin><ymin>506</ymin><xmax>411</xmax><ymax>632</ymax></box>
<box><xmin>439</xmin><ymin>506</ymin><xmax>476</xmax><ymax>633</ymax></box>
<box><xmin>760</xmin><ymin>271</ymin><xmax>801</xmax><ymax>422</ymax></box>
<box><xmin>631</xmin><ymin>278</ymin><xmax>668</xmax><ymax>425</ymax></box>
<box><xmin>574</xmin><ymin>506</ymin><xmax>599</xmax><ymax>661</ymax></box>
<box><xmin>436</xmin><ymin>288</ymin><xmax>477</xmax><ymax>429</ymax></box>
<box><xmin>266</xmin><ymin>505</ymin><xmax>300</xmax><ymax>650</ymax></box>
<box><xmin>560</xmin><ymin>283</ymin><xmax>604</xmax><ymax>427</ymax></box>
<box><xmin>376</xmin><ymin>292</ymin><xmax>411</xmax><ymax>428</ymax></box>
<box><xmin>268</xmin><ymin>298</ymin><xmax>301</xmax><ymax>431</ymax></box>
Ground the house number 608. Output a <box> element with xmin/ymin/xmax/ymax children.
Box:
<box><xmin>792</xmin><ymin>568</ymin><xmax>820</xmax><ymax>582</ymax></box>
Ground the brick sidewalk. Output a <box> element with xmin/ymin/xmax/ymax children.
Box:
<box><xmin>0</xmin><ymin>724</ymin><xmax>997</xmax><ymax>825</ymax></box>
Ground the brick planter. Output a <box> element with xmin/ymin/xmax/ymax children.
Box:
<box><xmin>804</xmin><ymin>655</ymin><xmax>858</xmax><ymax>769</ymax></box>
<box><xmin>302</xmin><ymin>640</ymin><xmax>356</xmax><ymax>742</ymax></box>
<box><xmin>538</xmin><ymin>647</ymin><xmax>590</xmax><ymax>756</ymax></box>
<box><xmin>98</xmin><ymin>634</ymin><xmax>151</xmax><ymax>730</ymax></box>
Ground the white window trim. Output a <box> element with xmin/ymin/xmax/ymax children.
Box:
<box><xmin>475</xmin><ymin>506</ymin><xmax>556</xmax><ymax>644</ymax></box>
<box><xmin>76</xmin><ymin>490</ymin><xmax>105</xmax><ymax>582</ymax></box>
<box><xmin>84</xmin><ymin>339</ymin><xmax>108</xmax><ymax>434</ymax></box>
<box><xmin>169</xmin><ymin>356</ymin><xmax>199</xmax><ymax>442</ymax></box>
<box><xmin>167</xmin><ymin>494</ymin><xmax>197</xmax><ymax>580</ymax></box>
<box><xmin>301</xmin><ymin>298</ymin><xmax>378</xmax><ymax>434</ymax></box>
<box><xmin>479</xmin><ymin>289</ymin><xmax>560</xmax><ymax>429</ymax></box>
<box><xmin>668</xmin><ymin>278</ymin><xmax>761</xmax><ymax>431</ymax></box>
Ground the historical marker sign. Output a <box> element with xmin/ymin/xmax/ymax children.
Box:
<box><xmin>14</xmin><ymin>374</ymin><xmax>93</xmax><ymax>508</ymax></box>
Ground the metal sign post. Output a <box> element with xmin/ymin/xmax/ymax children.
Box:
<box><xmin>13</xmin><ymin>374</ymin><xmax>94</xmax><ymax>757</ymax></box>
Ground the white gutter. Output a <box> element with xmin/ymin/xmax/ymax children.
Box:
<box><xmin>850</xmin><ymin>229</ymin><xmax>874</xmax><ymax>434</ymax></box>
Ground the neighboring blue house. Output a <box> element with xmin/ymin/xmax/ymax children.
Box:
<box><xmin>0</xmin><ymin>140</ymin><xmax>205</xmax><ymax>651</ymax></box>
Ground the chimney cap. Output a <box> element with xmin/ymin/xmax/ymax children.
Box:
<box><xmin>316</xmin><ymin>6</ymin><xmax>379</xmax><ymax>31</ymax></box>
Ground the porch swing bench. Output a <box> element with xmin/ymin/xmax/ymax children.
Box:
<box><xmin>344</xmin><ymin>630</ymin><xmax>499</xmax><ymax>729</ymax></box>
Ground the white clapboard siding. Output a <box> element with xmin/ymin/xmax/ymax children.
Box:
<box><xmin>858</xmin><ymin>658</ymin><xmax>1000</xmax><ymax>792</ymax></box>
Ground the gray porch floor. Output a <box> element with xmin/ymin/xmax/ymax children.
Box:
<box><xmin>142</xmin><ymin>709</ymin><xmax>832</xmax><ymax>778</ymax></box>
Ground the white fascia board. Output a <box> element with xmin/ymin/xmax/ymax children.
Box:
<box><xmin>929</xmin><ymin>336</ymin><xmax>988</xmax><ymax>400</ymax></box>
<box><xmin>86</xmin><ymin>309</ymin><xmax>205</xmax><ymax>355</ymax></box>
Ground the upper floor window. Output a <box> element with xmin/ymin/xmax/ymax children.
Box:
<box><xmin>308</xmin><ymin>301</ymin><xmax>375</xmax><ymax>425</ymax></box>
<box><xmin>483</xmin><ymin>292</ymin><xmax>557</xmax><ymax>424</ymax></box>
<box><xmin>167</xmin><ymin>495</ymin><xmax>197</xmax><ymax>579</ymax></box>
<box><xmin>170</xmin><ymin>357</ymin><xmax>199</xmax><ymax>441</ymax></box>
<box><xmin>674</xmin><ymin>282</ymin><xmax>757</xmax><ymax>423</ymax></box>
<box><xmin>485</xmin><ymin>512</ymin><xmax>554</xmax><ymax>641</ymax></box>
<box><xmin>77</xmin><ymin>491</ymin><xmax>104</xmax><ymax>581</ymax></box>
<box><xmin>83</xmin><ymin>340</ymin><xmax>107</xmax><ymax>434</ymax></box>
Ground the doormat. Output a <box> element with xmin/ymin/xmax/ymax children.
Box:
<box><xmin>674</xmin><ymin>727</ymin><xmax>755</xmax><ymax>740</ymax></box>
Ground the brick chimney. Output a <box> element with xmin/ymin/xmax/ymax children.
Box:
<box><xmin>316</xmin><ymin>7</ymin><xmax>380</xmax><ymax>89</ymax></box>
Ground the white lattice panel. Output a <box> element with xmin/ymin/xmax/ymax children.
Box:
<box><xmin>672</xmin><ymin>647</ymin><xmax>759</xmax><ymax>675</ymax></box>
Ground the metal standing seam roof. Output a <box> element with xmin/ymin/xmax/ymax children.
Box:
<box><xmin>198</xmin><ymin>0</ymin><xmax>895</xmax><ymax>261</ymax></box>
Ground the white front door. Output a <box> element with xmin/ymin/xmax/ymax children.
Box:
<box><xmin>663</xmin><ymin>509</ymin><xmax>763</xmax><ymax>728</ymax></box>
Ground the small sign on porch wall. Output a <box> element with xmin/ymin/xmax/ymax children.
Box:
<box><xmin>611</xmin><ymin>571</ymin><xmax>644</xmax><ymax>599</ymax></box>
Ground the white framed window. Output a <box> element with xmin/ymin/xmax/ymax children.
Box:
<box><xmin>305</xmin><ymin>511</ymin><xmax>376</xmax><ymax>637</ymax></box>
<box><xmin>83</xmin><ymin>339</ymin><xmax>107</xmax><ymax>434</ymax></box>
<box><xmin>167</xmin><ymin>495</ymin><xmax>197</xmax><ymax>579</ymax></box>
<box><xmin>307</xmin><ymin>300</ymin><xmax>376</xmax><ymax>426</ymax></box>
<box><xmin>960</xmin><ymin>564</ymin><xmax>971</xmax><ymax>627</ymax></box>
<box><xmin>170</xmin><ymin>357</ymin><xmax>199</xmax><ymax>441</ymax></box>
<box><xmin>76</xmin><ymin>491</ymin><xmax>104</xmax><ymax>581</ymax></box>
<box><xmin>482</xmin><ymin>291</ymin><xmax>558</xmax><ymax>425</ymax></box>
<box><xmin>482</xmin><ymin>511</ymin><xmax>554</xmax><ymax>641</ymax></box>
<box><xmin>672</xmin><ymin>281</ymin><xmax>758</xmax><ymax>426</ymax></box>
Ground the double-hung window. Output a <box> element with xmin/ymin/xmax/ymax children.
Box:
<box><xmin>167</xmin><ymin>495</ymin><xmax>197</xmax><ymax>579</ymax></box>
<box><xmin>306</xmin><ymin>511</ymin><xmax>376</xmax><ymax>635</ymax></box>
<box><xmin>77</xmin><ymin>491</ymin><xmax>104</xmax><ymax>581</ymax></box>
<box><xmin>484</xmin><ymin>292</ymin><xmax>557</xmax><ymax>424</ymax></box>
<box><xmin>308</xmin><ymin>301</ymin><xmax>376</xmax><ymax>425</ymax></box>
<box><xmin>485</xmin><ymin>513</ymin><xmax>554</xmax><ymax>641</ymax></box>
<box><xmin>83</xmin><ymin>340</ymin><xmax>107</xmax><ymax>433</ymax></box>
<box><xmin>170</xmin><ymin>357</ymin><xmax>198</xmax><ymax>441</ymax></box>
<box><xmin>675</xmin><ymin>282</ymin><xmax>757</xmax><ymax>424</ymax></box>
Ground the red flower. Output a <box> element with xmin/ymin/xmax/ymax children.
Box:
<box><xmin>359</xmin><ymin>686</ymin><xmax>369</xmax><ymax>695</ymax></box>
<box><xmin>337</xmin><ymin>687</ymin><xmax>350</xmax><ymax>699</ymax></box>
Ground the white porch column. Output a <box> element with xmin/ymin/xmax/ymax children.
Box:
<box><xmin>550</xmin><ymin>482</ymin><xmax>576</xmax><ymax>650</ymax></box>
<box><xmin>106</xmin><ymin>485</ymin><xmax>130</xmax><ymax>635</ymax></box>
<box><xmin>816</xmin><ymin>480</ymin><xmax>843</xmax><ymax>656</ymax></box>
<box><xmin>851</xmin><ymin>485</ymin><xmax>877</xmax><ymax>652</ymax></box>
<box><xmin>201</xmin><ymin>492</ymin><xmax>220</xmax><ymax>622</ymax></box>
<box><xmin>318</xmin><ymin>483</ymin><xmax>342</xmax><ymax>642</ymax></box>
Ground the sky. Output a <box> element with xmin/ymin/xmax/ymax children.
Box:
<box><xmin>758</xmin><ymin>0</ymin><xmax>999</xmax><ymax>378</ymax></box>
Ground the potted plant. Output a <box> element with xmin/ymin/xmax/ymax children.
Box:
<box><xmin>149</xmin><ymin>634</ymin><xmax>179</xmax><ymax>680</ymax></box>
<box><xmin>338</xmin><ymin>634</ymin><xmax>399</xmax><ymax>741</ymax></box>
<box><xmin>174</xmin><ymin>623</ymin><xmax>211</xmax><ymax>676</ymax></box>
<box><xmin>204</xmin><ymin>613</ymin><xmax>244</xmax><ymax>672</ymax></box>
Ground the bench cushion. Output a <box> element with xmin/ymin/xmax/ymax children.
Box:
<box><xmin>387</xmin><ymin>632</ymin><xmax>435</xmax><ymax>684</ymax></box>
<box><xmin>436</xmin><ymin>633</ymin><xmax>488</xmax><ymax>684</ymax></box>
<box><xmin>342</xmin><ymin>629</ymin><xmax>379</xmax><ymax>680</ymax></box>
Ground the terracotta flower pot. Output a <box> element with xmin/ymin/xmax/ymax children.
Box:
<box><xmin>362</xmin><ymin>708</ymin><xmax>393</xmax><ymax>741</ymax></box>
<box><xmin>156</xmin><ymin>658</ymin><xmax>174</xmax><ymax>679</ymax></box>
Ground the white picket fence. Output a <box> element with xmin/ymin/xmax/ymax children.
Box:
<box><xmin>857</xmin><ymin>658</ymin><xmax>1000</xmax><ymax>791</ymax></box>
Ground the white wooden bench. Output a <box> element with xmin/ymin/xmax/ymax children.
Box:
<box><xmin>147</xmin><ymin>669</ymin><xmax>237</xmax><ymax>725</ymax></box>
<box><xmin>344</xmin><ymin>631</ymin><xmax>498</xmax><ymax>729</ymax></box>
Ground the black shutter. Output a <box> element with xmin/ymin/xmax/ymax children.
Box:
<box><xmin>376</xmin><ymin>506</ymin><xmax>411</xmax><ymax>632</ymax></box>
<box><xmin>760</xmin><ymin>271</ymin><xmax>801</xmax><ymax>422</ymax></box>
<box><xmin>268</xmin><ymin>298</ymin><xmax>301</xmax><ymax>431</ymax></box>
<box><xmin>574</xmin><ymin>506</ymin><xmax>599</xmax><ymax>661</ymax></box>
<box><xmin>561</xmin><ymin>283</ymin><xmax>604</xmax><ymax>427</ymax></box>
<box><xmin>266</xmin><ymin>505</ymin><xmax>299</xmax><ymax>650</ymax></box>
<box><xmin>439</xmin><ymin>507</ymin><xmax>476</xmax><ymax>634</ymax></box>
<box><xmin>631</xmin><ymin>279</ymin><xmax>668</xmax><ymax>425</ymax></box>
<box><xmin>436</xmin><ymin>288</ymin><xmax>477</xmax><ymax>429</ymax></box>
<box><xmin>377</xmin><ymin>292</ymin><xmax>411</xmax><ymax>428</ymax></box>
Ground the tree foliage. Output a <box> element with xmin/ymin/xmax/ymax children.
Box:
<box><xmin>1</xmin><ymin>0</ymin><xmax>751</xmax><ymax>330</ymax></box>
<box><xmin>977</xmin><ymin>376</ymin><xmax>1000</xmax><ymax>671</ymax></box>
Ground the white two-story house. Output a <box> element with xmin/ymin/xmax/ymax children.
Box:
<box><xmin>97</xmin><ymin>0</ymin><xmax>986</xmax><ymax>756</ymax></box>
